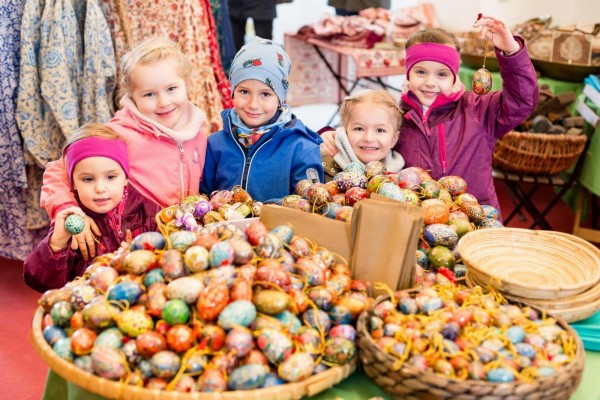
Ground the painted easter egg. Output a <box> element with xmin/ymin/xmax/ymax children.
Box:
<box><xmin>460</xmin><ymin>201</ymin><xmax>485</xmax><ymax>224</ymax></box>
<box><xmin>161</xmin><ymin>299</ymin><xmax>190</xmax><ymax>326</ymax></box>
<box><xmin>364</xmin><ymin>161</ymin><xmax>386</xmax><ymax>179</ymax></box>
<box><xmin>307</xmin><ymin>286</ymin><xmax>335</xmax><ymax>311</ymax></box>
<box><xmin>422</xmin><ymin>203</ymin><xmax>450</xmax><ymax>225</ymax></box>
<box><xmin>481</xmin><ymin>204</ymin><xmax>500</xmax><ymax>220</ymax></box>
<box><xmin>329</xmin><ymin>324</ymin><xmax>356</xmax><ymax>341</ymax></box>
<box><xmin>89</xmin><ymin>266</ymin><xmax>119</xmax><ymax>292</ymax></box>
<box><xmin>271</xmin><ymin>224</ymin><xmax>295</xmax><ymax>245</ymax></box>
<box><xmin>115</xmin><ymin>309</ymin><xmax>153</xmax><ymax>337</ymax></box>
<box><xmin>448</xmin><ymin>219</ymin><xmax>473</xmax><ymax>237</ymax></box>
<box><xmin>438</xmin><ymin>176</ymin><xmax>467</xmax><ymax>196</ymax></box>
<box><xmin>70</xmin><ymin>328</ymin><xmax>97</xmax><ymax>355</ymax></box>
<box><xmin>65</xmin><ymin>214</ymin><xmax>85</xmax><ymax>235</ymax></box>
<box><xmin>91</xmin><ymin>346</ymin><xmax>126</xmax><ymax>379</ymax></box>
<box><xmin>53</xmin><ymin>337</ymin><xmax>73</xmax><ymax>361</ymax></box>
<box><xmin>278</xmin><ymin>352</ymin><xmax>315</xmax><ymax>382</ymax></box>
<box><xmin>335</xmin><ymin>171</ymin><xmax>367</xmax><ymax>191</ymax></box>
<box><xmin>325</xmin><ymin>180</ymin><xmax>342</xmax><ymax>196</ymax></box>
<box><xmin>303</xmin><ymin>308</ymin><xmax>331</xmax><ymax>332</ymax></box>
<box><xmin>69</xmin><ymin>285</ymin><xmax>97</xmax><ymax>311</ymax></box>
<box><xmin>183</xmin><ymin>245</ymin><xmax>210</xmax><ymax>273</ymax></box>
<box><xmin>130</xmin><ymin>231</ymin><xmax>166</xmax><ymax>251</ymax></box>
<box><xmin>218</xmin><ymin>300</ymin><xmax>257</xmax><ymax>329</ymax></box>
<box><xmin>256</xmin><ymin>329</ymin><xmax>293</xmax><ymax>365</ymax></box>
<box><xmin>229</xmin><ymin>238</ymin><xmax>254</xmax><ymax>264</ymax></box>
<box><xmin>223</xmin><ymin>330</ymin><xmax>253</xmax><ymax>362</ymax></box>
<box><xmin>197</xmin><ymin>283</ymin><xmax>230</xmax><ymax>321</ymax></box>
<box><xmin>295</xmin><ymin>179</ymin><xmax>312</xmax><ymax>196</ymax></box>
<box><xmin>423</xmin><ymin>224</ymin><xmax>459</xmax><ymax>247</ymax></box>
<box><xmin>344</xmin><ymin>161</ymin><xmax>366</xmax><ymax>175</ymax></box>
<box><xmin>94</xmin><ymin>327</ymin><xmax>123</xmax><ymax>349</ymax></box>
<box><xmin>306</xmin><ymin>183</ymin><xmax>331</xmax><ymax>208</ymax></box>
<box><xmin>366</xmin><ymin>175</ymin><xmax>391</xmax><ymax>194</ymax></box>
<box><xmin>43</xmin><ymin>325</ymin><xmax>66</xmax><ymax>346</ymax></box>
<box><xmin>160</xmin><ymin>249</ymin><xmax>185</xmax><ymax>280</ymax></box>
<box><xmin>428</xmin><ymin>245</ymin><xmax>456</xmax><ymax>269</ymax></box>
<box><xmin>328</xmin><ymin>305</ymin><xmax>352</xmax><ymax>325</ymax></box>
<box><xmin>397</xmin><ymin>168</ymin><xmax>421</xmax><ymax>190</ymax></box>
<box><xmin>166</xmin><ymin>324</ymin><xmax>194</xmax><ymax>353</ymax></box>
<box><xmin>377</xmin><ymin>182</ymin><xmax>405</xmax><ymax>201</ymax></box>
<box><xmin>420</xmin><ymin>180</ymin><xmax>441</xmax><ymax>199</ymax></box>
<box><xmin>323</xmin><ymin>337</ymin><xmax>355</xmax><ymax>364</ymax></box>
<box><xmin>194</xmin><ymin>199</ymin><xmax>212</xmax><ymax>219</ymax></box>
<box><xmin>478</xmin><ymin>217</ymin><xmax>504</xmax><ymax>228</ymax></box>
<box><xmin>150</xmin><ymin>350</ymin><xmax>181</xmax><ymax>379</ymax></box>
<box><xmin>345</xmin><ymin>186</ymin><xmax>369</xmax><ymax>206</ymax></box>
<box><xmin>124</xmin><ymin>249</ymin><xmax>158</xmax><ymax>275</ymax></box>
<box><xmin>166</xmin><ymin>276</ymin><xmax>203</xmax><ymax>304</ymax></box>
<box><xmin>228</xmin><ymin>364</ymin><xmax>268</xmax><ymax>390</ymax></box>
<box><xmin>256</xmin><ymin>233</ymin><xmax>283</xmax><ymax>259</ymax></box>
<box><xmin>254</xmin><ymin>289</ymin><xmax>289</xmax><ymax>315</ymax></box>
<box><xmin>401</xmin><ymin>189</ymin><xmax>420</xmax><ymax>206</ymax></box>
<box><xmin>453</xmin><ymin>193</ymin><xmax>478</xmax><ymax>206</ymax></box>
<box><xmin>197</xmin><ymin>369</ymin><xmax>227</xmax><ymax>392</ymax></box>
<box><xmin>209</xmin><ymin>190</ymin><xmax>233</xmax><ymax>210</ymax></box>
<box><xmin>82</xmin><ymin>300</ymin><xmax>118</xmax><ymax>329</ymax></box>
<box><xmin>273</xmin><ymin>310</ymin><xmax>302</xmax><ymax>334</ymax></box>
<box><xmin>196</xmin><ymin>324</ymin><xmax>226</xmax><ymax>352</ymax></box>
<box><xmin>335</xmin><ymin>206</ymin><xmax>354</xmax><ymax>222</ymax></box>
<box><xmin>473</xmin><ymin>67</ymin><xmax>492</xmax><ymax>95</ymax></box>
<box><xmin>51</xmin><ymin>300</ymin><xmax>73</xmax><ymax>327</ymax></box>
<box><xmin>169</xmin><ymin>231</ymin><xmax>197</xmax><ymax>252</ymax></box>
<box><xmin>107</xmin><ymin>281</ymin><xmax>143</xmax><ymax>305</ymax></box>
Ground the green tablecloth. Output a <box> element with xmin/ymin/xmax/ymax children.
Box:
<box><xmin>42</xmin><ymin>350</ymin><xmax>600</xmax><ymax>400</ymax></box>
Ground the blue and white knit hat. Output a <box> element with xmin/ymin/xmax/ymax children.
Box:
<box><xmin>229</xmin><ymin>37</ymin><xmax>291</xmax><ymax>105</ymax></box>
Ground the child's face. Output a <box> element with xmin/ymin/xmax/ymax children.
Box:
<box><xmin>346</xmin><ymin>101</ymin><xmax>399</xmax><ymax>164</ymax></box>
<box><xmin>72</xmin><ymin>157</ymin><xmax>128</xmax><ymax>214</ymax></box>
<box><xmin>233</xmin><ymin>79</ymin><xmax>279</xmax><ymax>129</ymax></box>
<box><xmin>408</xmin><ymin>60</ymin><xmax>455</xmax><ymax>108</ymax></box>
<box><xmin>130</xmin><ymin>57</ymin><xmax>188</xmax><ymax>130</ymax></box>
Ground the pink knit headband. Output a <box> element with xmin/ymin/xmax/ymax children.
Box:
<box><xmin>66</xmin><ymin>137</ymin><xmax>130</xmax><ymax>181</ymax></box>
<box><xmin>405</xmin><ymin>43</ymin><xmax>460</xmax><ymax>82</ymax></box>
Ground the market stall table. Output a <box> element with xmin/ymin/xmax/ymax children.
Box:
<box><xmin>285</xmin><ymin>34</ymin><xmax>405</xmax><ymax>124</ymax></box>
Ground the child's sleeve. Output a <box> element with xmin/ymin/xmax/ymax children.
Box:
<box><xmin>291</xmin><ymin>146</ymin><xmax>325</xmax><ymax>190</ymax></box>
<box><xmin>40</xmin><ymin>159</ymin><xmax>78</xmax><ymax>219</ymax></box>
<box><xmin>23</xmin><ymin>232</ymin><xmax>74</xmax><ymax>293</ymax></box>
<box><xmin>199</xmin><ymin>140</ymin><xmax>216</xmax><ymax>196</ymax></box>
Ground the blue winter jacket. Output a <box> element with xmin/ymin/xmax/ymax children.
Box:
<box><xmin>201</xmin><ymin>109</ymin><xmax>324</xmax><ymax>202</ymax></box>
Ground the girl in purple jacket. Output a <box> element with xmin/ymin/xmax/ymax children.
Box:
<box><xmin>24</xmin><ymin>123</ymin><xmax>161</xmax><ymax>293</ymax></box>
<box><xmin>322</xmin><ymin>14</ymin><xmax>538</xmax><ymax>214</ymax></box>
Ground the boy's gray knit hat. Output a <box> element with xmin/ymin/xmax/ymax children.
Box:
<box><xmin>229</xmin><ymin>37</ymin><xmax>291</xmax><ymax>104</ymax></box>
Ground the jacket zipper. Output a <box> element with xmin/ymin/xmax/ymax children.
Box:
<box><xmin>178</xmin><ymin>144</ymin><xmax>185</xmax><ymax>202</ymax></box>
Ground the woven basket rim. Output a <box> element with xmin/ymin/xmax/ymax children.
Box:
<box><xmin>465</xmin><ymin>272</ymin><xmax>600</xmax><ymax>323</ymax></box>
<box><xmin>357</xmin><ymin>292</ymin><xmax>585</xmax><ymax>396</ymax></box>
<box><xmin>31</xmin><ymin>307</ymin><xmax>356</xmax><ymax>400</ymax></box>
<box><xmin>457</xmin><ymin>228</ymin><xmax>600</xmax><ymax>299</ymax></box>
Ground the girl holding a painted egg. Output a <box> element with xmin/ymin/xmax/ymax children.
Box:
<box><xmin>24</xmin><ymin>124</ymin><xmax>161</xmax><ymax>293</ymax></box>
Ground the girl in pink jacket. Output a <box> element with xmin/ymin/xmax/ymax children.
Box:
<box><xmin>41</xmin><ymin>37</ymin><xmax>209</xmax><ymax>259</ymax></box>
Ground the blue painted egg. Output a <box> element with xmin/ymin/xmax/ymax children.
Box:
<box><xmin>209</xmin><ymin>240</ymin><xmax>235</xmax><ymax>267</ymax></box>
<box><xmin>423</xmin><ymin>224</ymin><xmax>458</xmax><ymax>247</ymax></box>
<box><xmin>506</xmin><ymin>325</ymin><xmax>526</xmax><ymax>344</ymax></box>
<box><xmin>150</xmin><ymin>350</ymin><xmax>181</xmax><ymax>379</ymax></box>
<box><xmin>51</xmin><ymin>300</ymin><xmax>73</xmax><ymax>327</ymax></box>
<box><xmin>344</xmin><ymin>161</ymin><xmax>366</xmax><ymax>175</ymax></box>
<box><xmin>218</xmin><ymin>300</ymin><xmax>257</xmax><ymax>329</ymax></box>
<box><xmin>130</xmin><ymin>231</ymin><xmax>166</xmax><ymax>251</ymax></box>
<box><xmin>228</xmin><ymin>364</ymin><xmax>268</xmax><ymax>390</ymax></box>
<box><xmin>273</xmin><ymin>310</ymin><xmax>302</xmax><ymax>333</ymax></box>
<box><xmin>303</xmin><ymin>308</ymin><xmax>331</xmax><ymax>332</ymax></box>
<box><xmin>107</xmin><ymin>281</ymin><xmax>143</xmax><ymax>305</ymax></box>
<box><xmin>43</xmin><ymin>325</ymin><xmax>66</xmax><ymax>346</ymax></box>
<box><xmin>53</xmin><ymin>338</ymin><xmax>73</xmax><ymax>361</ymax></box>
<box><xmin>486</xmin><ymin>367</ymin><xmax>515</xmax><ymax>382</ymax></box>
<box><xmin>169</xmin><ymin>231</ymin><xmax>197</xmax><ymax>252</ymax></box>
<box><xmin>328</xmin><ymin>305</ymin><xmax>352</xmax><ymax>325</ymax></box>
<box><xmin>481</xmin><ymin>204</ymin><xmax>500</xmax><ymax>220</ymax></box>
<box><xmin>74</xmin><ymin>355</ymin><xmax>93</xmax><ymax>373</ymax></box>
<box><xmin>478</xmin><ymin>218</ymin><xmax>504</xmax><ymax>228</ymax></box>
<box><xmin>143</xmin><ymin>268</ymin><xmax>165</xmax><ymax>287</ymax></box>
<box><xmin>65</xmin><ymin>214</ymin><xmax>85</xmax><ymax>235</ymax></box>
<box><xmin>262</xmin><ymin>372</ymin><xmax>286</xmax><ymax>387</ymax></box>
<box><xmin>271</xmin><ymin>224</ymin><xmax>294</xmax><ymax>244</ymax></box>
<box><xmin>377</xmin><ymin>182</ymin><xmax>405</xmax><ymax>201</ymax></box>
<box><xmin>416</xmin><ymin>249</ymin><xmax>430</xmax><ymax>270</ymax></box>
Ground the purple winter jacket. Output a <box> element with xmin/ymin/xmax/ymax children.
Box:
<box><xmin>395</xmin><ymin>37</ymin><xmax>538</xmax><ymax>214</ymax></box>
<box><xmin>24</xmin><ymin>185</ymin><xmax>161</xmax><ymax>293</ymax></box>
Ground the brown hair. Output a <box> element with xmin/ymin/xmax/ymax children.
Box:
<box><xmin>340</xmin><ymin>89</ymin><xmax>403</xmax><ymax>133</ymax></box>
<box><xmin>62</xmin><ymin>123</ymin><xmax>126</xmax><ymax>158</ymax></box>
<box><xmin>405</xmin><ymin>28</ymin><xmax>461</xmax><ymax>52</ymax></box>
<box><xmin>118</xmin><ymin>37</ymin><xmax>192</xmax><ymax>99</ymax></box>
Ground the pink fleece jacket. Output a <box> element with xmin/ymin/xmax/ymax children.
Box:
<box><xmin>41</xmin><ymin>96</ymin><xmax>208</xmax><ymax>218</ymax></box>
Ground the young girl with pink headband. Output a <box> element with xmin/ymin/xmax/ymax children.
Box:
<box><xmin>322</xmin><ymin>14</ymin><xmax>538</xmax><ymax>215</ymax></box>
<box><xmin>24</xmin><ymin>123</ymin><xmax>161</xmax><ymax>292</ymax></box>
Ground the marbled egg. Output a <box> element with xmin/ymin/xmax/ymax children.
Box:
<box><xmin>90</xmin><ymin>266</ymin><xmax>119</xmax><ymax>292</ymax></box>
<box><xmin>438</xmin><ymin>176</ymin><xmax>467</xmax><ymax>196</ymax></box>
<box><xmin>124</xmin><ymin>250</ymin><xmax>158</xmax><ymax>275</ymax></box>
<box><xmin>256</xmin><ymin>329</ymin><xmax>293</xmax><ymax>365</ymax></box>
<box><xmin>166</xmin><ymin>276</ymin><xmax>203</xmax><ymax>304</ymax></box>
<box><xmin>329</xmin><ymin>324</ymin><xmax>356</xmax><ymax>341</ymax></box>
<box><xmin>278</xmin><ymin>352</ymin><xmax>315</xmax><ymax>382</ymax></box>
<box><xmin>323</xmin><ymin>337</ymin><xmax>355</xmax><ymax>364</ymax></box>
<box><xmin>229</xmin><ymin>238</ymin><xmax>254</xmax><ymax>264</ymax></box>
<box><xmin>51</xmin><ymin>300</ymin><xmax>73</xmax><ymax>327</ymax></box>
<box><xmin>183</xmin><ymin>246</ymin><xmax>210</xmax><ymax>273</ymax></box>
<box><xmin>197</xmin><ymin>283</ymin><xmax>230</xmax><ymax>321</ymax></box>
<box><xmin>94</xmin><ymin>327</ymin><xmax>123</xmax><ymax>349</ymax></box>
<box><xmin>218</xmin><ymin>300</ymin><xmax>257</xmax><ymax>329</ymax></box>
<box><xmin>160</xmin><ymin>249</ymin><xmax>186</xmax><ymax>280</ymax></box>
<box><xmin>82</xmin><ymin>300</ymin><xmax>118</xmax><ymax>329</ymax></box>
<box><xmin>161</xmin><ymin>299</ymin><xmax>190</xmax><ymax>325</ymax></box>
<box><xmin>420</xmin><ymin>180</ymin><xmax>441</xmax><ymax>199</ymax></box>
<box><xmin>198</xmin><ymin>369</ymin><xmax>227</xmax><ymax>392</ymax></box>
<box><xmin>53</xmin><ymin>337</ymin><xmax>73</xmax><ymax>361</ymax></box>
<box><xmin>208</xmin><ymin>240</ymin><xmax>235</xmax><ymax>268</ymax></box>
<box><xmin>303</xmin><ymin>308</ymin><xmax>331</xmax><ymax>332</ymax></box>
<box><xmin>335</xmin><ymin>206</ymin><xmax>354</xmax><ymax>222</ymax></box>
<box><xmin>130</xmin><ymin>231</ymin><xmax>166</xmax><ymax>251</ymax></box>
<box><xmin>225</xmin><ymin>327</ymin><xmax>254</xmax><ymax>357</ymax></box>
<box><xmin>397</xmin><ymin>168</ymin><xmax>421</xmax><ymax>190</ymax></box>
<box><xmin>70</xmin><ymin>327</ymin><xmax>97</xmax><ymax>355</ymax></box>
<box><xmin>143</xmin><ymin>268</ymin><xmax>165</xmax><ymax>288</ymax></box>
<box><xmin>228</xmin><ymin>364</ymin><xmax>268</xmax><ymax>390</ymax></box>
<box><xmin>344</xmin><ymin>161</ymin><xmax>366</xmax><ymax>175</ymax></box>
<box><xmin>107</xmin><ymin>281</ymin><xmax>143</xmax><ymax>305</ymax></box>
<box><xmin>43</xmin><ymin>325</ymin><xmax>66</xmax><ymax>346</ymax></box>
<box><xmin>166</xmin><ymin>324</ymin><xmax>194</xmax><ymax>353</ymax></box>
<box><xmin>253</xmin><ymin>290</ymin><xmax>289</xmax><ymax>315</ymax></box>
<box><xmin>481</xmin><ymin>204</ymin><xmax>500</xmax><ymax>220</ymax></box>
<box><xmin>377</xmin><ymin>182</ymin><xmax>405</xmax><ymax>201</ymax></box>
<box><xmin>91</xmin><ymin>346</ymin><xmax>126</xmax><ymax>379</ymax></box>
<box><xmin>169</xmin><ymin>231</ymin><xmax>197</xmax><ymax>252</ymax></box>
<box><xmin>150</xmin><ymin>350</ymin><xmax>181</xmax><ymax>379</ymax></box>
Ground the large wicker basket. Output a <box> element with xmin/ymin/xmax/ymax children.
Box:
<box><xmin>357</xmin><ymin>293</ymin><xmax>585</xmax><ymax>400</ymax></box>
<box><xmin>493</xmin><ymin>130</ymin><xmax>587</xmax><ymax>175</ymax></box>
<box><xmin>31</xmin><ymin>308</ymin><xmax>356</xmax><ymax>400</ymax></box>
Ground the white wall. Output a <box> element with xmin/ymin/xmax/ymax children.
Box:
<box><xmin>273</xmin><ymin>0</ymin><xmax>600</xmax><ymax>43</ymax></box>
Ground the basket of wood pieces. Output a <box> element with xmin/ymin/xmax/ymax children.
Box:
<box><xmin>492</xmin><ymin>86</ymin><xmax>587</xmax><ymax>175</ymax></box>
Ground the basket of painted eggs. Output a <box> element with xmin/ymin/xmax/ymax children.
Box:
<box><xmin>285</xmin><ymin>162</ymin><xmax>504</xmax><ymax>282</ymax></box>
<box><xmin>156</xmin><ymin>187</ymin><xmax>263</xmax><ymax>236</ymax></box>
<box><xmin>356</xmin><ymin>283</ymin><xmax>585</xmax><ymax>400</ymax></box>
<box><xmin>31</xmin><ymin>221</ymin><xmax>368</xmax><ymax>399</ymax></box>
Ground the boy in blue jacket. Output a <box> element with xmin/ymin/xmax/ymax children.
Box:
<box><xmin>201</xmin><ymin>37</ymin><xmax>324</xmax><ymax>202</ymax></box>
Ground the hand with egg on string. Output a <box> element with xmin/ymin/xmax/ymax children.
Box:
<box><xmin>473</xmin><ymin>14</ymin><xmax>520</xmax><ymax>56</ymax></box>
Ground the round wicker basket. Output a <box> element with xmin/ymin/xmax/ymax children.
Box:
<box><xmin>457</xmin><ymin>228</ymin><xmax>600</xmax><ymax>300</ymax></box>
<box><xmin>492</xmin><ymin>131</ymin><xmax>587</xmax><ymax>175</ymax></box>
<box><xmin>357</xmin><ymin>294</ymin><xmax>585</xmax><ymax>400</ymax></box>
<box><xmin>31</xmin><ymin>308</ymin><xmax>356</xmax><ymax>400</ymax></box>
